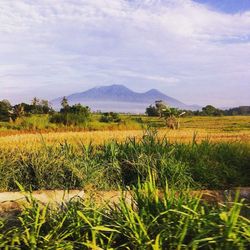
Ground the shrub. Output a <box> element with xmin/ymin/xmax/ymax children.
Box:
<box><xmin>99</xmin><ymin>112</ymin><xmax>121</xmax><ymax>123</ymax></box>
<box><xmin>50</xmin><ymin>104</ymin><xmax>91</xmax><ymax>126</ymax></box>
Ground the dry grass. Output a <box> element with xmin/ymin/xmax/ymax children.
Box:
<box><xmin>0</xmin><ymin>115</ymin><xmax>249</xmax><ymax>149</ymax></box>
<box><xmin>0</xmin><ymin>128</ymin><xmax>250</xmax><ymax>150</ymax></box>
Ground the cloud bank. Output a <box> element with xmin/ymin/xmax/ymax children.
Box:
<box><xmin>0</xmin><ymin>0</ymin><xmax>250</xmax><ymax>106</ymax></box>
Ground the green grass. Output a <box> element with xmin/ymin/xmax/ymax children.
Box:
<box><xmin>0</xmin><ymin>115</ymin><xmax>56</xmax><ymax>131</ymax></box>
<box><xmin>180</xmin><ymin>116</ymin><xmax>250</xmax><ymax>132</ymax></box>
<box><xmin>0</xmin><ymin>175</ymin><xmax>249</xmax><ymax>249</ymax></box>
<box><xmin>0</xmin><ymin>129</ymin><xmax>249</xmax><ymax>191</ymax></box>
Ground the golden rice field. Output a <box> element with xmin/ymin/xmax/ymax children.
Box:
<box><xmin>0</xmin><ymin>129</ymin><xmax>250</xmax><ymax>151</ymax></box>
<box><xmin>0</xmin><ymin>115</ymin><xmax>249</xmax><ymax>150</ymax></box>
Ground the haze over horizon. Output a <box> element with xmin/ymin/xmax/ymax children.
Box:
<box><xmin>1</xmin><ymin>0</ymin><xmax>250</xmax><ymax>107</ymax></box>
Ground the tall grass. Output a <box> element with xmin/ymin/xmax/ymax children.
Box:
<box><xmin>1</xmin><ymin>174</ymin><xmax>249</xmax><ymax>249</ymax></box>
<box><xmin>0</xmin><ymin>129</ymin><xmax>249</xmax><ymax>191</ymax></box>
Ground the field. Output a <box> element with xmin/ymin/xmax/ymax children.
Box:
<box><xmin>0</xmin><ymin>116</ymin><xmax>250</xmax><ymax>149</ymax></box>
<box><xmin>1</xmin><ymin>114</ymin><xmax>250</xmax><ymax>134</ymax></box>
<box><xmin>0</xmin><ymin>116</ymin><xmax>250</xmax><ymax>248</ymax></box>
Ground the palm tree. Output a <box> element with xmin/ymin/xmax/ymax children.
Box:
<box><xmin>31</xmin><ymin>97</ymin><xmax>39</xmax><ymax>106</ymax></box>
<box><xmin>61</xmin><ymin>96</ymin><xmax>69</xmax><ymax>110</ymax></box>
<box><xmin>13</xmin><ymin>104</ymin><xmax>25</xmax><ymax>118</ymax></box>
<box><xmin>162</xmin><ymin>108</ymin><xmax>185</xmax><ymax>129</ymax></box>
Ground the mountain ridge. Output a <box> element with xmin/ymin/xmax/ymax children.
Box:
<box><xmin>52</xmin><ymin>84</ymin><xmax>200</xmax><ymax>113</ymax></box>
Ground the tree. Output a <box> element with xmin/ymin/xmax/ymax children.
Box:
<box><xmin>12</xmin><ymin>104</ymin><xmax>25</xmax><ymax>120</ymax></box>
<box><xmin>224</xmin><ymin>106</ymin><xmax>250</xmax><ymax>116</ymax></box>
<box><xmin>14</xmin><ymin>103</ymin><xmax>32</xmax><ymax>114</ymax></box>
<box><xmin>161</xmin><ymin>107</ymin><xmax>182</xmax><ymax>129</ymax></box>
<box><xmin>30</xmin><ymin>97</ymin><xmax>41</xmax><ymax>114</ymax></box>
<box><xmin>145</xmin><ymin>100</ymin><xmax>183</xmax><ymax>129</ymax></box>
<box><xmin>40</xmin><ymin>99</ymin><xmax>53</xmax><ymax>114</ymax></box>
<box><xmin>155</xmin><ymin>100</ymin><xmax>168</xmax><ymax>117</ymax></box>
<box><xmin>0</xmin><ymin>99</ymin><xmax>12</xmax><ymax>122</ymax></box>
<box><xmin>60</xmin><ymin>97</ymin><xmax>69</xmax><ymax>112</ymax></box>
<box><xmin>145</xmin><ymin>105</ymin><xmax>159</xmax><ymax>116</ymax></box>
<box><xmin>202</xmin><ymin>105</ymin><xmax>223</xmax><ymax>116</ymax></box>
<box><xmin>31</xmin><ymin>97</ymin><xmax>40</xmax><ymax>106</ymax></box>
<box><xmin>51</xmin><ymin>103</ymin><xmax>91</xmax><ymax>126</ymax></box>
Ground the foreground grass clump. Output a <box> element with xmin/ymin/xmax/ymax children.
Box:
<box><xmin>0</xmin><ymin>176</ymin><xmax>249</xmax><ymax>249</ymax></box>
<box><xmin>0</xmin><ymin>129</ymin><xmax>249</xmax><ymax>191</ymax></box>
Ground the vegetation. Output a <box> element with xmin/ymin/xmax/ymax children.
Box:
<box><xmin>0</xmin><ymin>100</ymin><xmax>12</xmax><ymax>122</ymax></box>
<box><xmin>0</xmin><ymin>129</ymin><xmax>249</xmax><ymax>191</ymax></box>
<box><xmin>50</xmin><ymin>103</ymin><xmax>91</xmax><ymax>126</ymax></box>
<box><xmin>99</xmin><ymin>112</ymin><xmax>121</xmax><ymax>123</ymax></box>
<box><xmin>0</xmin><ymin>120</ymin><xmax>249</xmax><ymax>248</ymax></box>
<box><xmin>1</xmin><ymin>98</ymin><xmax>249</xmax><ymax>132</ymax></box>
<box><xmin>0</xmin><ymin>115</ymin><xmax>250</xmax><ymax>149</ymax></box>
<box><xmin>146</xmin><ymin>103</ymin><xmax>250</xmax><ymax>117</ymax></box>
<box><xmin>145</xmin><ymin>104</ymin><xmax>159</xmax><ymax>117</ymax></box>
<box><xmin>12</xmin><ymin>98</ymin><xmax>54</xmax><ymax>118</ymax></box>
<box><xmin>185</xmin><ymin>105</ymin><xmax>250</xmax><ymax>117</ymax></box>
<box><xmin>0</xmin><ymin>174</ymin><xmax>249</xmax><ymax>249</ymax></box>
<box><xmin>225</xmin><ymin>106</ymin><xmax>250</xmax><ymax>116</ymax></box>
<box><xmin>146</xmin><ymin>101</ymin><xmax>185</xmax><ymax>129</ymax></box>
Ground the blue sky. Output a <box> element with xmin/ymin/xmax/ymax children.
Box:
<box><xmin>0</xmin><ymin>0</ymin><xmax>250</xmax><ymax>107</ymax></box>
<box><xmin>194</xmin><ymin>0</ymin><xmax>250</xmax><ymax>14</ymax></box>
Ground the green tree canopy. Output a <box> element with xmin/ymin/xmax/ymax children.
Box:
<box><xmin>0</xmin><ymin>100</ymin><xmax>12</xmax><ymax>122</ymax></box>
<box><xmin>202</xmin><ymin>105</ymin><xmax>223</xmax><ymax>116</ymax></box>
<box><xmin>145</xmin><ymin>105</ymin><xmax>159</xmax><ymax>117</ymax></box>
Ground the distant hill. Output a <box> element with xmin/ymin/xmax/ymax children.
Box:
<box><xmin>51</xmin><ymin>84</ymin><xmax>200</xmax><ymax>113</ymax></box>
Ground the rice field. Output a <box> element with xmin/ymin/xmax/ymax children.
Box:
<box><xmin>0</xmin><ymin>128</ymin><xmax>250</xmax><ymax>152</ymax></box>
<box><xmin>0</xmin><ymin>117</ymin><xmax>250</xmax><ymax>248</ymax></box>
<box><xmin>1</xmin><ymin>128</ymin><xmax>250</xmax><ymax>191</ymax></box>
<box><xmin>0</xmin><ymin>115</ymin><xmax>249</xmax><ymax>150</ymax></box>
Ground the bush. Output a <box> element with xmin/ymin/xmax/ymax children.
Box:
<box><xmin>99</xmin><ymin>112</ymin><xmax>121</xmax><ymax>123</ymax></box>
<box><xmin>50</xmin><ymin>104</ymin><xmax>91</xmax><ymax>126</ymax></box>
<box><xmin>14</xmin><ymin>115</ymin><xmax>51</xmax><ymax>130</ymax></box>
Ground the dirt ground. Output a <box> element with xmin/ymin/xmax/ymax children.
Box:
<box><xmin>1</xmin><ymin>188</ymin><xmax>249</xmax><ymax>218</ymax></box>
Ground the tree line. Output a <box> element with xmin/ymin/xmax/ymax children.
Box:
<box><xmin>146</xmin><ymin>103</ymin><xmax>250</xmax><ymax>117</ymax></box>
<box><xmin>0</xmin><ymin>98</ymin><xmax>249</xmax><ymax>124</ymax></box>
<box><xmin>0</xmin><ymin>98</ymin><xmax>53</xmax><ymax>122</ymax></box>
<box><xmin>0</xmin><ymin>97</ymin><xmax>91</xmax><ymax>125</ymax></box>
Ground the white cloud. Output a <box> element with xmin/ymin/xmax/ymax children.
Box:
<box><xmin>0</xmin><ymin>0</ymin><xmax>249</xmax><ymax>106</ymax></box>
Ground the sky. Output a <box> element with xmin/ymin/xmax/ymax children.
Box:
<box><xmin>0</xmin><ymin>0</ymin><xmax>250</xmax><ymax>107</ymax></box>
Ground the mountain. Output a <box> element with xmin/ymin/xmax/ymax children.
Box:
<box><xmin>52</xmin><ymin>84</ymin><xmax>200</xmax><ymax>113</ymax></box>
